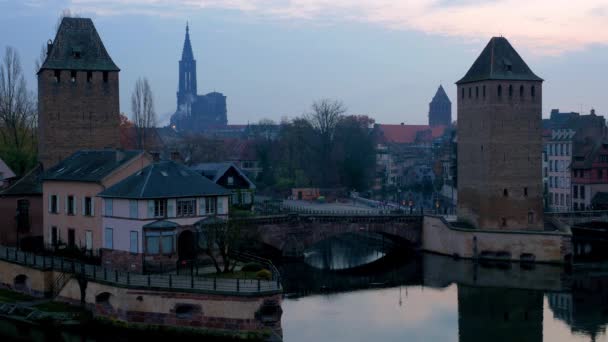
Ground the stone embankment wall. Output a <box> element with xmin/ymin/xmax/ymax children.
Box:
<box><xmin>423</xmin><ymin>216</ymin><xmax>572</xmax><ymax>263</ymax></box>
<box><xmin>0</xmin><ymin>259</ymin><xmax>282</xmax><ymax>337</ymax></box>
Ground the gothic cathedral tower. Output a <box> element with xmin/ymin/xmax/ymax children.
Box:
<box><xmin>176</xmin><ymin>24</ymin><xmax>197</xmax><ymax>114</ymax></box>
<box><xmin>456</xmin><ymin>37</ymin><xmax>544</xmax><ymax>230</ymax></box>
<box><xmin>38</xmin><ymin>17</ymin><xmax>120</xmax><ymax>169</ymax></box>
<box><xmin>429</xmin><ymin>85</ymin><xmax>452</xmax><ymax>127</ymax></box>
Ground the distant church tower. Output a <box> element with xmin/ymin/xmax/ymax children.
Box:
<box><xmin>429</xmin><ymin>85</ymin><xmax>451</xmax><ymax>127</ymax></box>
<box><xmin>38</xmin><ymin>17</ymin><xmax>120</xmax><ymax>169</ymax></box>
<box><xmin>170</xmin><ymin>25</ymin><xmax>228</xmax><ymax>132</ymax></box>
<box><xmin>177</xmin><ymin>23</ymin><xmax>197</xmax><ymax>114</ymax></box>
<box><xmin>456</xmin><ymin>37</ymin><xmax>544</xmax><ymax>230</ymax></box>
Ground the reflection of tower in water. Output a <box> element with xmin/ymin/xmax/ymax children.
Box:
<box><xmin>457</xmin><ymin>285</ymin><xmax>543</xmax><ymax>342</ymax></box>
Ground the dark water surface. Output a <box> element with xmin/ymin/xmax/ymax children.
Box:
<box><xmin>2</xmin><ymin>233</ymin><xmax>608</xmax><ymax>341</ymax></box>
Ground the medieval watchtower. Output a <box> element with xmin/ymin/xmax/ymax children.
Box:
<box><xmin>456</xmin><ymin>37</ymin><xmax>544</xmax><ymax>230</ymax></box>
<box><xmin>38</xmin><ymin>17</ymin><xmax>120</xmax><ymax>169</ymax></box>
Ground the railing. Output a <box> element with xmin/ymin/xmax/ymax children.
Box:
<box><xmin>230</xmin><ymin>251</ymin><xmax>281</xmax><ymax>282</ymax></box>
<box><xmin>0</xmin><ymin>245</ymin><xmax>282</xmax><ymax>296</ymax></box>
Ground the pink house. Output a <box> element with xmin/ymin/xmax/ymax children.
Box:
<box><xmin>97</xmin><ymin>160</ymin><xmax>230</xmax><ymax>273</ymax></box>
<box><xmin>42</xmin><ymin>150</ymin><xmax>152</xmax><ymax>253</ymax></box>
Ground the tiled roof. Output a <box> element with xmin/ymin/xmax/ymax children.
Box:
<box><xmin>375</xmin><ymin>124</ymin><xmax>446</xmax><ymax>144</ymax></box>
<box><xmin>0</xmin><ymin>164</ymin><xmax>42</xmax><ymax>196</ymax></box>
<box><xmin>98</xmin><ymin>160</ymin><xmax>230</xmax><ymax>199</ymax></box>
<box><xmin>43</xmin><ymin>150</ymin><xmax>144</xmax><ymax>182</ymax></box>
<box><xmin>190</xmin><ymin>162</ymin><xmax>256</xmax><ymax>189</ymax></box>
<box><xmin>431</xmin><ymin>85</ymin><xmax>451</xmax><ymax>104</ymax></box>
<box><xmin>456</xmin><ymin>37</ymin><xmax>542</xmax><ymax>84</ymax></box>
<box><xmin>40</xmin><ymin>17</ymin><xmax>119</xmax><ymax>72</ymax></box>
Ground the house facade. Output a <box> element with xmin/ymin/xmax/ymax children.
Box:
<box><xmin>0</xmin><ymin>165</ymin><xmax>43</xmax><ymax>249</ymax></box>
<box><xmin>42</xmin><ymin>150</ymin><xmax>151</xmax><ymax>252</ymax></box>
<box><xmin>547</xmin><ymin>128</ymin><xmax>575</xmax><ymax>212</ymax></box>
<box><xmin>97</xmin><ymin>160</ymin><xmax>230</xmax><ymax>273</ymax></box>
<box><xmin>191</xmin><ymin>162</ymin><xmax>256</xmax><ymax>209</ymax></box>
<box><xmin>571</xmin><ymin>140</ymin><xmax>608</xmax><ymax>211</ymax></box>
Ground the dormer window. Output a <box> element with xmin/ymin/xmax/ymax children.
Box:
<box><xmin>71</xmin><ymin>47</ymin><xmax>82</xmax><ymax>59</ymax></box>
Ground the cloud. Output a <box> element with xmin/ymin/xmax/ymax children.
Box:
<box><xmin>68</xmin><ymin>0</ymin><xmax>608</xmax><ymax>55</ymax></box>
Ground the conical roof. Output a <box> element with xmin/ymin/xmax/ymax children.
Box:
<box><xmin>181</xmin><ymin>24</ymin><xmax>195</xmax><ymax>61</ymax></box>
<box><xmin>431</xmin><ymin>85</ymin><xmax>451</xmax><ymax>103</ymax></box>
<box><xmin>456</xmin><ymin>37</ymin><xmax>542</xmax><ymax>84</ymax></box>
<box><xmin>40</xmin><ymin>17</ymin><xmax>119</xmax><ymax>72</ymax></box>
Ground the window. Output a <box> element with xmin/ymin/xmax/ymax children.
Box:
<box><xmin>205</xmin><ymin>197</ymin><xmax>216</xmax><ymax>214</ymax></box>
<box><xmin>567</xmin><ymin>194</ymin><xmax>570</xmax><ymax>206</ymax></box>
<box><xmin>70</xmin><ymin>70</ymin><xmax>76</xmax><ymax>83</ymax></box>
<box><xmin>461</xmin><ymin>88</ymin><xmax>464</xmax><ymax>99</ymax></box>
<box><xmin>503</xmin><ymin>189</ymin><xmax>508</xmax><ymax>197</ymax></box>
<box><xmin>154</xmin><ymin>199</ymin><xmax>167</xmax><ymax>218</ymax></box>
<box><xmin>468</xmin><ymin>88</ymin><xmax>471</xmax><ymax>98</ymax></box>
<box><xmin>177</xmin><ymin>198</ymin><xmax>196</xmax><ymax>217</ymax></box>
<box><xmin>130</xmin><ymin>231</ymin><xmax>138</xmax><ymax>253</ymax></box>
<box><xmin>105</xmin><ymin>198</ymin><xmax>113</xmax><ymax>216</ymax></box>
<box><xmin>501</xmin><ymin>218</ymin><xmax>507</xmax><ymax>227</ymax></box>
<box><xmin>17</xmin><ymin>199</ymin><xmax>30</xmax><ymax>231</ymax></box>
<box><xmin>129</xmin><ymin>200</ymin><xmax>138</xmax><ymax>219</ymax></box>
<box><xmin>524</xmin><ymin>187</ymin><xmax>528</xmax><ymax>197</ymax></box>
<box><xmin>498</xmin><ymin>85</ymin><xmax>502</xmax><ymax>97</ymax></box>
<box><xmin>67</xmin><ymin>195</ymin><xmax>75</xmax><ymax>215</ymax></box>
<box><xmin>103</xmin><ymin>71</ymin><xmax>108</xmax><ymax>83</ymax></box>
<box><xmin>599</xmin><ymin>169</ymin><xmax>604</xmax><ymax>179</ymax></box>
<box><xmin>84</xmin><ymin>197</ymin><xmax>93</xmax><ymax>216</ymax></box>
<box><xmin>227</xmin><ymin>176</ymin><xmax>234</xmax><ymax>186</ymax></box>
<box><xmin>104</xmin><ymin>228</ymin><xmax>113</xmax><ymax>249</ymax></box>
<box><xmin>51</xmin><ymin>226</ymin><xmax>58</xmax><ymax>246</ymax></box>
<box><xmin>54</xmin><ymin>70</ymin><xmax>61</xmax><ymax>83</ymax></box>
<box><xmin>475</xmin><ymin>86</ymin><xmax>479</xmax><ymax>98</ymax></box>
<box><xmin>85</xmin><ymin>230</ymin><xmax>92</xmax><ymax>250</ymax></box>
<box><xmin>528</xmin><ymin>212</ymin><xmax>534</xmax><ymax>224</ymax></box>
<box><xmin>145</xmin><ymin>231</ymin><xmax>174</xmax><ymax>255</ymax></box>
<box><xmin>483</xmin><ymin>85</ymin><xmax>486</xmax><ymax>98</ymax></box>
<box><xmin>87</xmin><ymin>71</ymin><xmax>92</xmax><ymax>83</ymax></box>
<box><xmin>531</xmin><ymin>86</ymin><xmax>536</xmax><ymax>97</ymax></box>
<box><xmin>520</xmin><ymin>85</ymin><xmax>524</xmax><ymax>97</ymax></box>
<box><xmin>581</xmin><ymin>186</ymin><xmax>585</xmax><ymax>199</ymax></box>
<box><xmin>243</xmin><ymin>192</ymin><xmax>252</xmax><ymax>204</ymax></box>
<box><xmin>68</xmin><ymin>229</ymin><xmax>75</xmax><ymax>248</ymax></box>
<box><xmin>560</xmin><ymin>194</ymin><xmax>564</xmax><ymax>206</ymax></box>
<box><xmin>508</xmin><ymin>84</ymin><xmax>513</xmax><ymax>97</ymax></box>
<box><xmin>573</xmin><ymin>185</ymin><xmax>578</xmax><ymax>199</ymax></box>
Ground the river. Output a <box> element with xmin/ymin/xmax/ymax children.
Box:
<box><xmin>1</xmin><ymin>232</ymin><xmax>607</xmax><ymax>341</ymax></box>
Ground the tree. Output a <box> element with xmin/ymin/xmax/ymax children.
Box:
<box><xmin>131</xmin><ymin>77</ymin><xmax>157</xmax><ymax>150</ymax></box>
<box><xmin>0</xmin><ymin>47</ymin><xmax>37</xmax><ymax>175</ymax></box>
<box><xmin>333</xmin><ymin>115</ymin><xmax>376</xmax><ymax>191</ymax></box>
<box><xmin>200</xmin><ymin>218</ymin><xmax>242</xmax><ymax>274</ymax></box>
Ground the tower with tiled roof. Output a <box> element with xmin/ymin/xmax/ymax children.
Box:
<box><xmin>38</xmin><ymin>17</ymin><xmax>120</xmax><ymax>169</ymax></box>
<box><xmin>429</xmin><ymin>85</ymin><xmax>451</xmax><ymax>127</ymax></box>
<box><xmin>456</xmin><ymin>37</ymin><xmax>543</xmax><ymax>230</ymax></box>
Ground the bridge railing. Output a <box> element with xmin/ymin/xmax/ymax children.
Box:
<box><xmin>0</xmin><ymin>245</ymin><xmax>282</xmax><ymax>296</ymax></box>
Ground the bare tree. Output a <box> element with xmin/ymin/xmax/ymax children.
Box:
<box><xmin>306</xmin><ymin>99</ymin><xmax>346</xmax><ymax>143</ymax></box>
<box><xmin>0</xmin><ymin>47</ymin><xmax>37</xmax><ymax>174</ymax></box>
<box><xmin>200</xmin><ymin>219</ymin><xmax>242</xmax><ymax>273</ymax></box>
<box><xmin>131</xmin><ymin>77</ymin><xmax>157</xmax><ymax>149</ymax></box>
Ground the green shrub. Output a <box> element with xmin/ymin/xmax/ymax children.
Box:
<box><xmin>255</xmin><ymin>269</ymin><xmax>272</xmax><ymax>281</ymax></box>
<box><xmin>241</xmin><ymin>262</ymin><xmax>264</xmax><ymax>272</ymax></box>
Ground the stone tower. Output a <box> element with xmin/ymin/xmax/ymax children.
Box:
<box><xmin>456</xmin><ymin>37</ymin><xmax>544</xmax><ymax>230</ymax></box>
<box><xmin>176</xmin><ymin>24</ymin><xmax>197</xmax><ymax>114</ymax></box>
<box><xmin>38</xmin><ymin>17</ymin><xmax>120</xmax><ymax>169</ymax></box>
<box><xmin>429</xmin><ymin>85</ymin><xmax>452</xmax><ymax>127</ymax></box>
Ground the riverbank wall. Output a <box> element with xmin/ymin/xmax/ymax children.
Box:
<box><xmin>422</xmin><ymin>216</ymin><xmax>572</xmax><ymax>263</ymax></box>
<box><xmin>0</xmin><ymin>247</ymin><xmax>283</xmax><ymax>339</ymax></box>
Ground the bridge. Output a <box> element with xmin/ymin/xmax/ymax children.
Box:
<box><xmin>238</xmin><ymin>214</ymin><xmax>423</xmax><ymax>257</ymax></box>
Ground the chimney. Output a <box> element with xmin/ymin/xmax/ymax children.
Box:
<box><xmin>150</xmin><ymin>151</ymin><xmax>161</xmax><ymax>162</ymax></box>
<box><xmin>591</xmin><ymin>108</ymin><xmax>596</xmax><ymax>116</ymax></box>
<box><xmin>170</xmin><ymin>150</ymin><xmax>182</xmax><ymax>163</ymax></box>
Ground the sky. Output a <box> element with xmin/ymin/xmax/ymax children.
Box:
<box><xmin>1</xmin><ymin>0</ymin><xmax>607</xmax><ymax>126</ymax></box>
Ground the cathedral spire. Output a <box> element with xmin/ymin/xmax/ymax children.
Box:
<box><xmin>181</xmin><ymin>23</ymin><xmax>194</xmax><ymax>61</ymax></box>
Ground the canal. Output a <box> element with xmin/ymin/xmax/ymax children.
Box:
<box><xmin>1</xmin><ymin>232</ymin><xmax>607</xmax><ymax>341</ymax></box>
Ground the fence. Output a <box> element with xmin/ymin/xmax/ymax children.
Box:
<box><xmin>0</xmin><ymin>245</ymin><xmax>282</xmax><ymax>296</ymax></box>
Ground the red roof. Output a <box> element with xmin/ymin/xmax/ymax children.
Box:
<box><xmin>376</xmin><ymin>124</ymin><xmax>446</xmax><ymax>144</ymax></box>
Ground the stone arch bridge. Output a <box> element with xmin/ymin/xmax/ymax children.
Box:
<box><xmin>237</xmin><ymin>214</ymin><xmax>423</xmax><ymax>257</ymax></box>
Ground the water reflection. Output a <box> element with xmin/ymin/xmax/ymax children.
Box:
<box><xmin>282</xmin><ymin>238</ymin><xmax>608</xmax><ymax>342</ymax></box>
<box><xmin>303</xmin><ymin>232</ymin><xmax>396</xmax><ymax>271</ymax></box>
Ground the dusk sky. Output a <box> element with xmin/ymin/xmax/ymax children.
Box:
<box><xmin>1</xmin><ymin>0</ymin><xmax>608</xmax><ymax>126</ymax></box>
